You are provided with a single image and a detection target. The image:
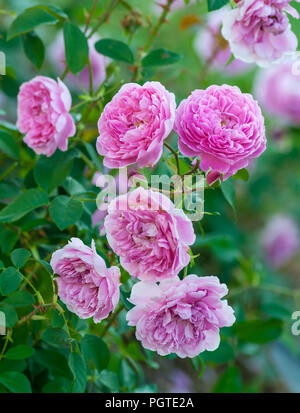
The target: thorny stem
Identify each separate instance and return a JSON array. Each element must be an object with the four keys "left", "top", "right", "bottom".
[
  {"left": 164, "top": 142, "right": 180, "bottom": 175},
  {"left": 132, "top": 0, "right": 176, "bottom": 82},
  {"left": 0, "top": 162, "right": 18, "bottom": 182},
  {"left": 84, "top": 0, "right": 99, "bottom": 34}
]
